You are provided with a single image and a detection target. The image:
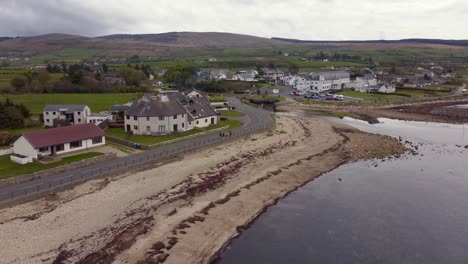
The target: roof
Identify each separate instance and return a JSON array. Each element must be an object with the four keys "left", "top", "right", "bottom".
[
  {"left": 127, "top": 99, "right": 187, "bottom": 117},
  {"left": 185, "top": 97, "right": 217, "bottom": 120},
  {"left": 22, "top": 123, "right": 104, "bottom": 148},
  {"left": 110, "top": 105, "right": 131, "bottom": 112},
  {"left": 44, "top": 105, "right": 88, "bottom": 113}
]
